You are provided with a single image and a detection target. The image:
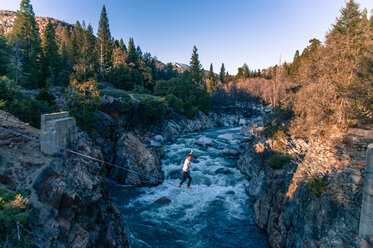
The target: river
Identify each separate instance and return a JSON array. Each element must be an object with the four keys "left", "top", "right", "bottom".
[{"left": 112, "top": 126, "right": 268, "bottom": 248}]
